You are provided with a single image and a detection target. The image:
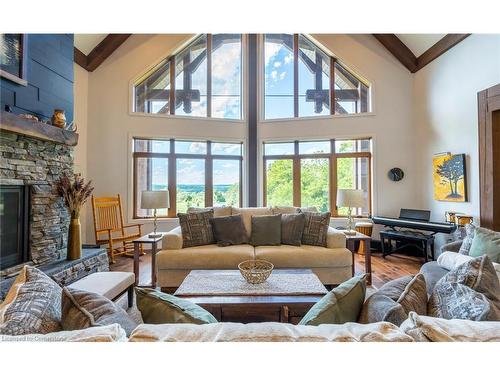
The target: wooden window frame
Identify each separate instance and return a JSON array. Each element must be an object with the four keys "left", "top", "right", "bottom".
[
  {"left": 134, "top": 34, "right": 242, "bottom": 119},
  {"left": 263, "top": 139, "right": 372, "bottom": 217},
  {"left": 133, "top": 139, "right": 243, "bottom": 219},
  {"left": 0, "top": 34, "right": 28, "bottom": 86}
]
